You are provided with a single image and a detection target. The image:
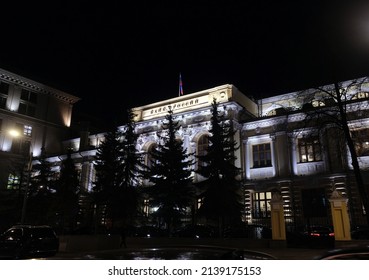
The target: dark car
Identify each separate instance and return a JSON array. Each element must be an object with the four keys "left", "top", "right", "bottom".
[
  {"left": 0, "top": 225, "right": 59, "bottom": 259},
  {"left": 317, "top": 245, "right": 369, "bottom": 260},
  {"left": 287, "top": 225, "right": 335, "bottom": 248},
  {"left": 80, "top": 245, "right": 276, "bottom": 260}
]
